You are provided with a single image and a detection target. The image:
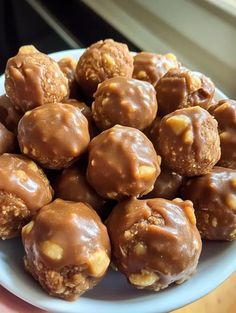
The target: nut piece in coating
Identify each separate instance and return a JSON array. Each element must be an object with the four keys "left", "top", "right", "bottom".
[
  {"left": 0, "top": 153, "right": 53, "bottom": 239},
  {"left": 158, "top": 106, "right": 220, "bottom": 176},
  {"left": 155, "top": 68, "right": 215, "bottom": 117},
  {"left": 75, "top": 39, "right": 133, "bottom": 96},
  {"left": 22, "top": 199, "right": 110, "bottom": 300},
  {"left": 181, "top": 166, "right": 236, "bottom": 241},
  {"left": 87, "top": 125, "right": 161, "bottom": 200},
  {"left": 92, "top": 77, "right": 157, "bottom": 130},
  {"left": 5, "top": 45, "right": 69, "bottom": 112},
  {"left": 18, "top": 103, "right": 90, "bottom": 169},
  {"left": 133, "top": 52, "right": 179, "bottom": 87},
  {"left": 209, "top": 99, "right": 236, "bottom": 169},
  {"left": 106, "top": 197, "right": 202, "bottom": 291}
]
